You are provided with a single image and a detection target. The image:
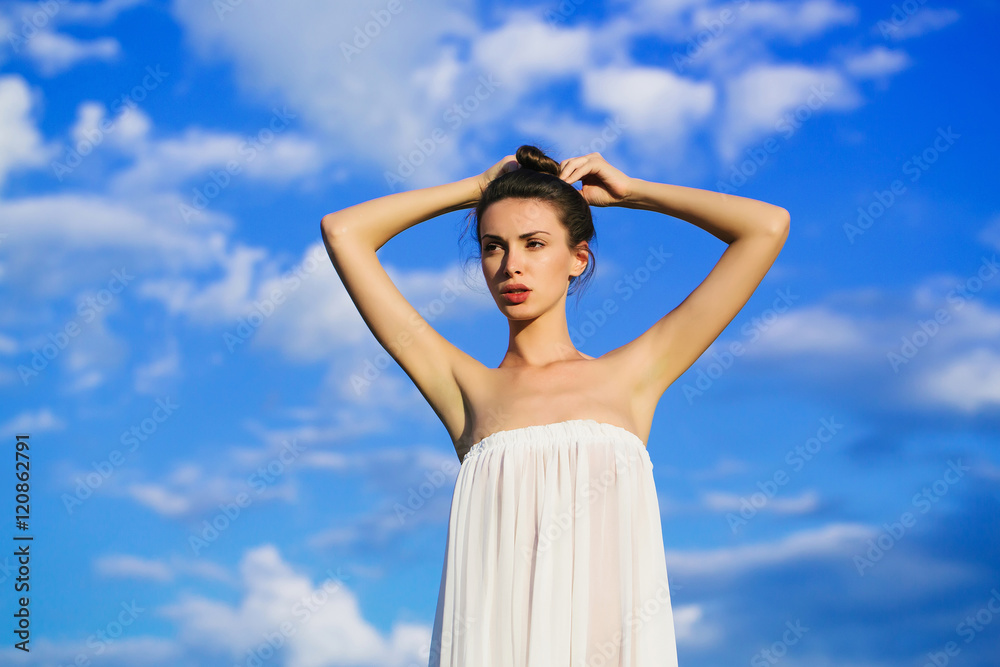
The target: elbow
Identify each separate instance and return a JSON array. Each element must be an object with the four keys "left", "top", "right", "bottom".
[
  {"left": 767, "top": 207, "right": 790, "bottom": 237},
  {"left": 320, "top": 212, "right": 351, "bottom": 247}
]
